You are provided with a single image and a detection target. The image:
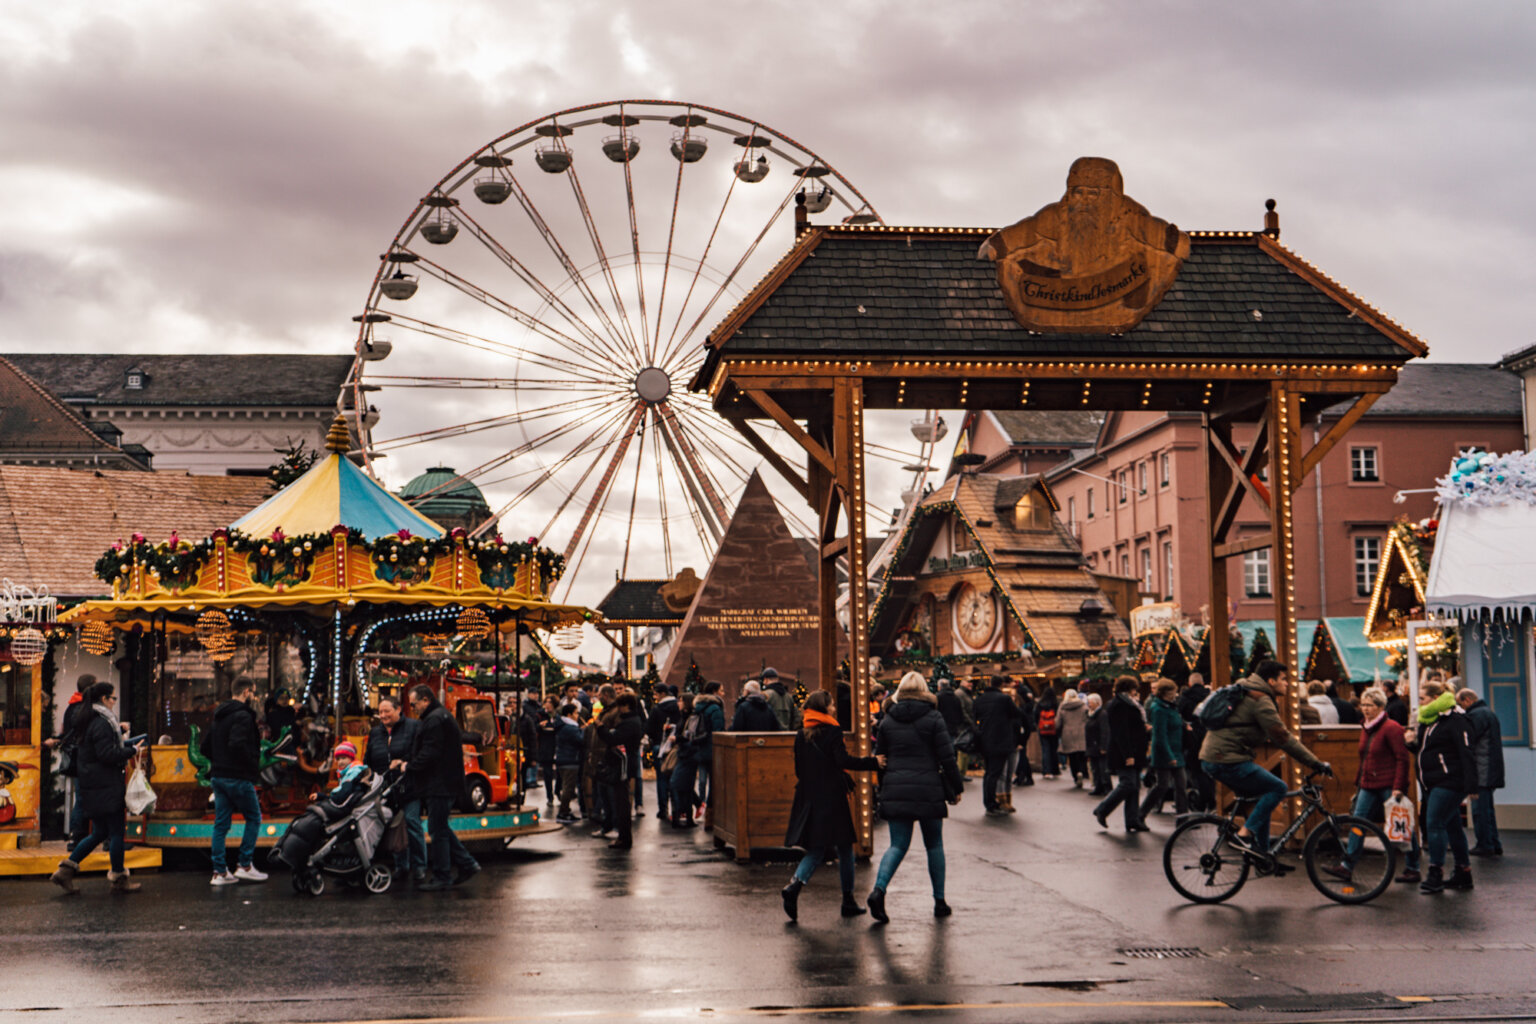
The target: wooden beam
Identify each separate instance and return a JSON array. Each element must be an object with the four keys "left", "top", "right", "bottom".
[
  {"left": 724, "top": 414, "right": 810, "bottom": 502},
  {"left": 822, "top": 536, "right": 849, "bottom": 559},
  {"left": 1203, "top": 413, "right": 1233, "bottom": 689},
  {"left": 1214, "top": 532, "right": 1275, "bottom": 560},
  {"left": 1300, "top": 392, "right": 1381, "bottom": 481},
  {"left": 719, "top": 357, "right": 1403, "bottom": 384},
  {"left": 742, "top": 388, "right": 835, "bottom": 475},
  {"left": 1210, "top": 413, "right": 1271, "bottom": 544}
]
